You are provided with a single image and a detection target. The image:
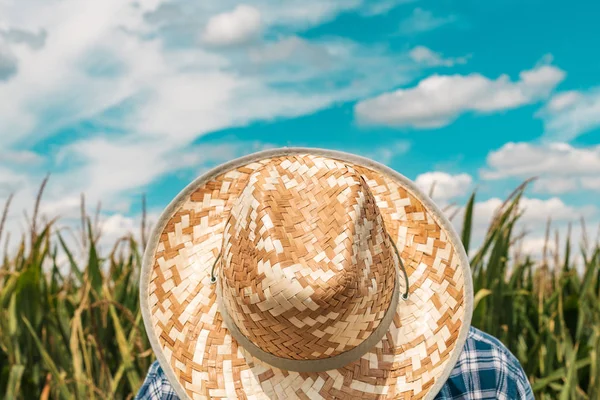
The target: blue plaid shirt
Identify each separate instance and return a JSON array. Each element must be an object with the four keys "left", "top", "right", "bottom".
[{"left": 136, "top": 326, "right": 534, "bottom": 400}]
